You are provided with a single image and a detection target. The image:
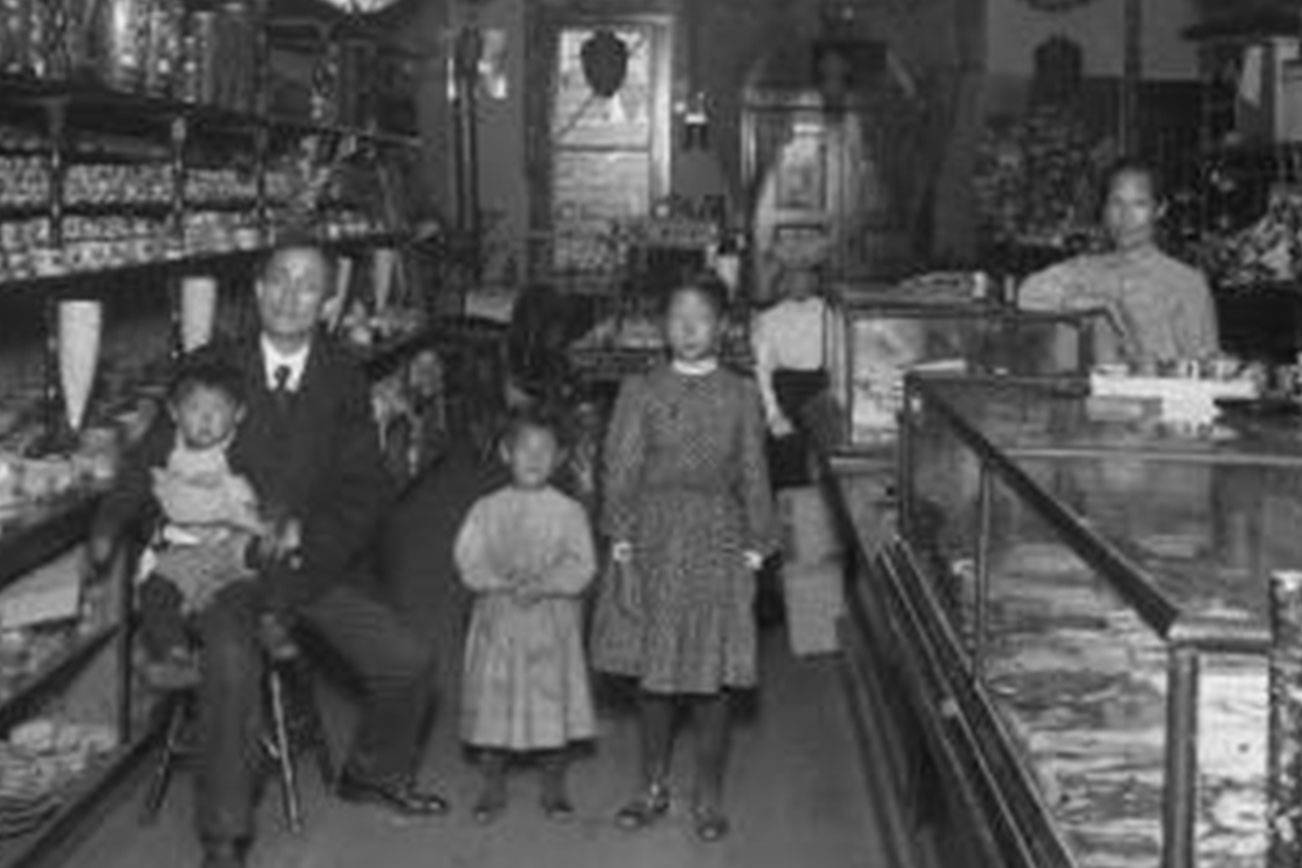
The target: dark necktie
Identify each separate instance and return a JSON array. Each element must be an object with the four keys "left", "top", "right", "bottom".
[{"left": 272, "top": 364, "right": 293, "bottom": 416}]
